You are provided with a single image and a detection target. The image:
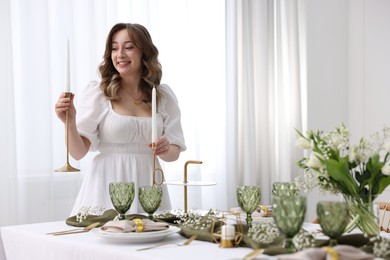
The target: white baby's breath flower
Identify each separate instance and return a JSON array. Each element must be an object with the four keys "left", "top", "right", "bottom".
[
  {"left": 306, "top": 153, "right": 322, "bottom": 169},
  {"left": 293, "top": 230, "right": 315, "bottom": 251},
  {"left": 373, "top": 236, "right": 390, "bottom": 258},
  {"left": 295, "top": 137, "right": 311, "bottom": 149},
  {"left": 247, "top": 222, "right": 280, "bottom": 244},
  {"left": 384, "top": 140, "right": 390, "bottom": 153},
  {"left": 382, "top": 164, "right": 390, "bottom": 176}
]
